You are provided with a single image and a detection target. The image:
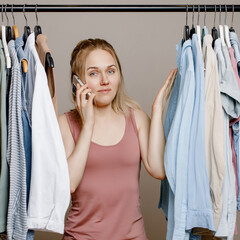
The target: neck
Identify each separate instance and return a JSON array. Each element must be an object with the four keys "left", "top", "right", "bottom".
[{"left": 94, "top": 104, "right": 115, "bottom": 120}]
